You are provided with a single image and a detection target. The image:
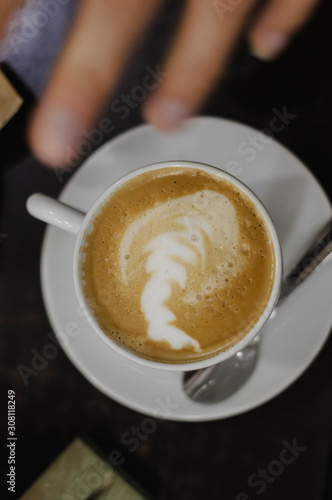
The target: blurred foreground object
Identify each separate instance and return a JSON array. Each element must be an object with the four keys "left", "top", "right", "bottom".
[
  {"left": 19, "top": 437, "right": 150, "bottom": 500},
  {"left": 0, "top": 67, "right": 22, "bottom": 130},
  {"left": 0, "top": 64, "right": 34, "bottom": 167}
]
